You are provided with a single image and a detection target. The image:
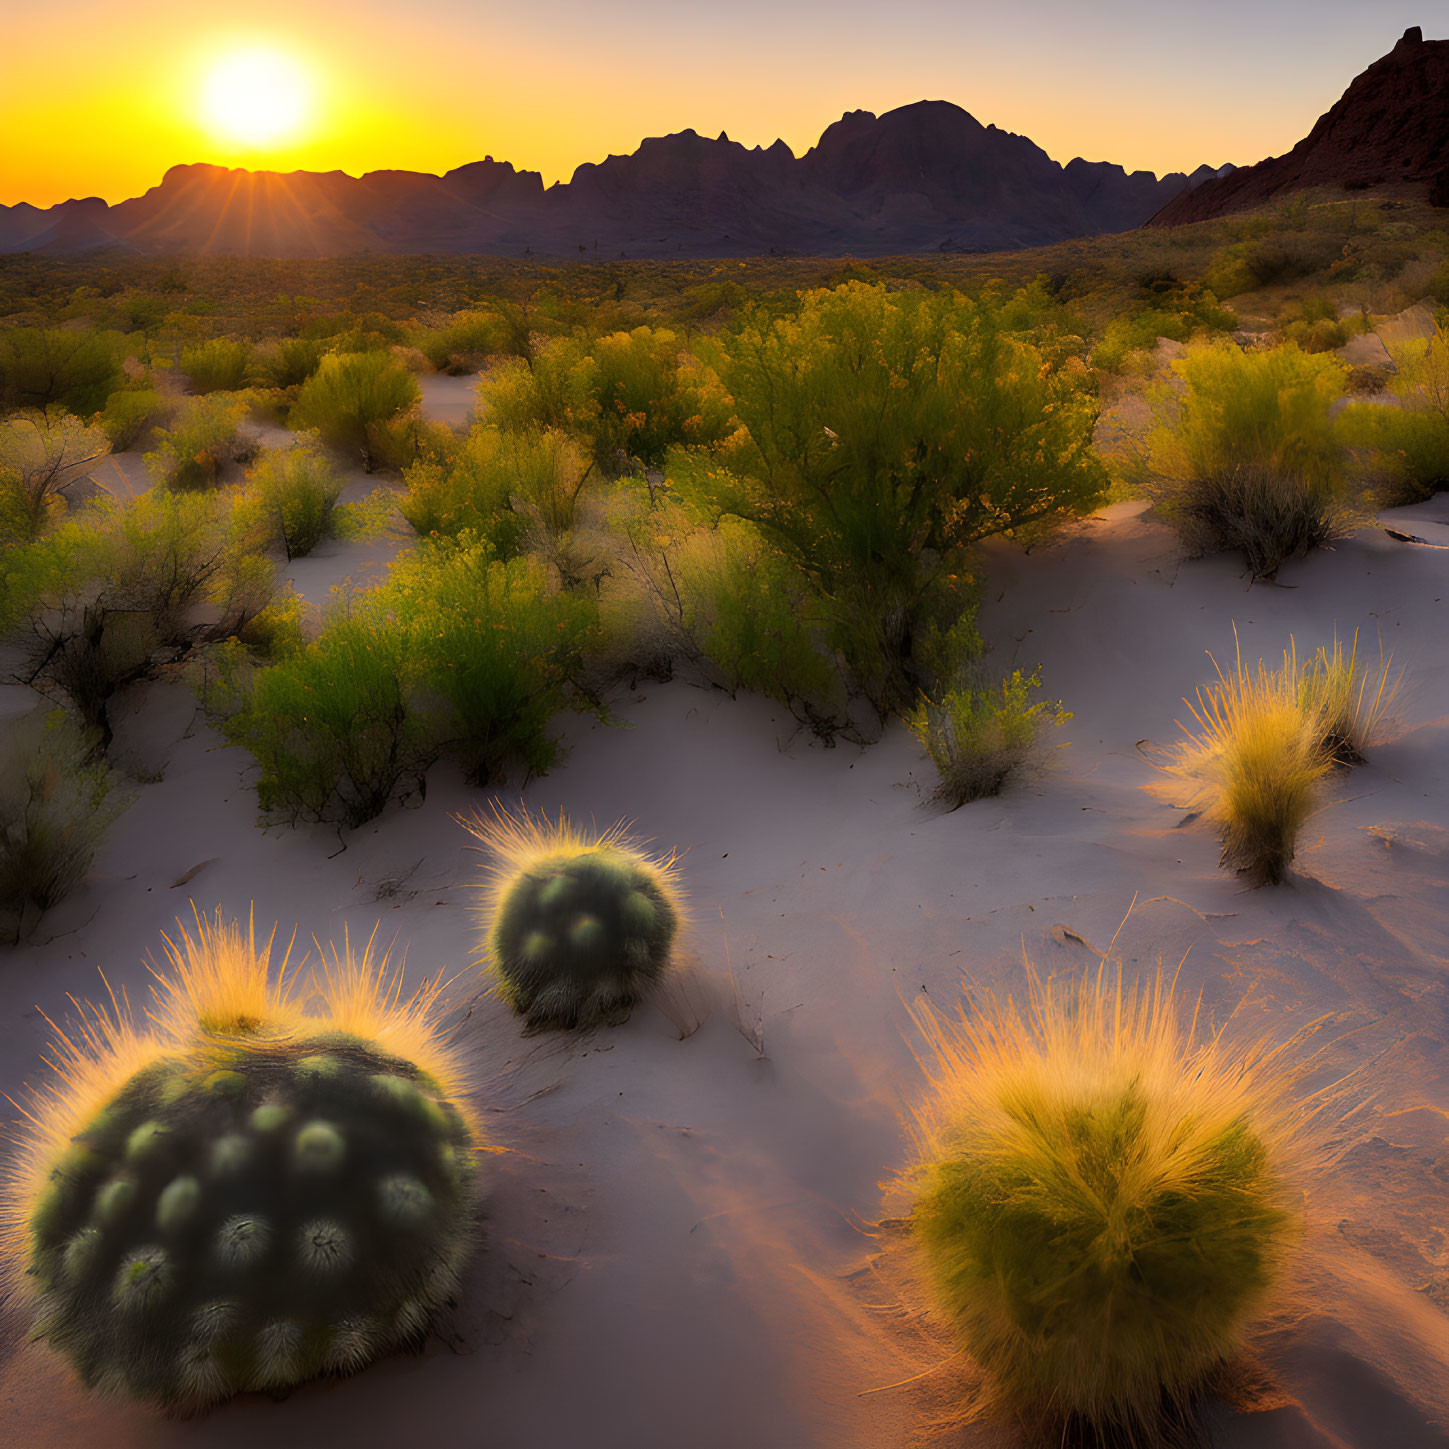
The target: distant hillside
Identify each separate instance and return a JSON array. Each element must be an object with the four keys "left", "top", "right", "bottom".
[
  {"left": 1151, "top": 27, "right": 1449, "bottom": 226},
  {"left": 0, "top": 103, "right": 1229, "bottom": 260}
]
